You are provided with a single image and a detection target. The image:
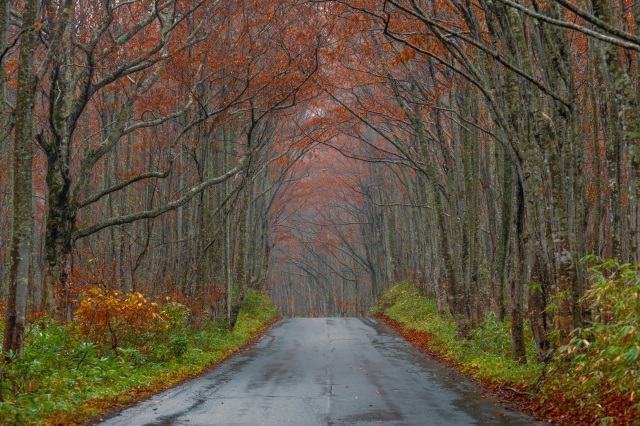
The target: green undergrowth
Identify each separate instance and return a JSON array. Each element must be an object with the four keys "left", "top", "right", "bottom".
[
  {"left": 0, "top": 289, "right": 278, "bottom": 426},
  {"left": 540, "top": 258, "right": 640, "bottom": 423},
  {"left": 373, "top": 282, "right": 542, "bottom": 386},
  {"left": 374, "top": 265, "right": 640, "bottom": 424}
]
